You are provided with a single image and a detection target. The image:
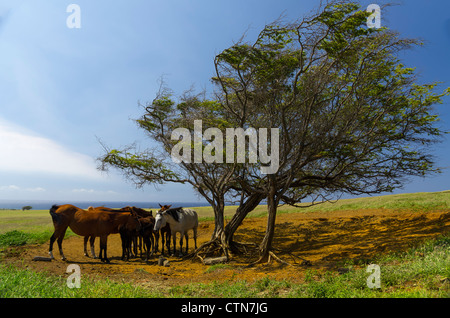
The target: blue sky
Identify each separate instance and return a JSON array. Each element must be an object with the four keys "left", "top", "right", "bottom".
[{"left": 0, "top": 0, "right": 449, "bottom": 203}]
